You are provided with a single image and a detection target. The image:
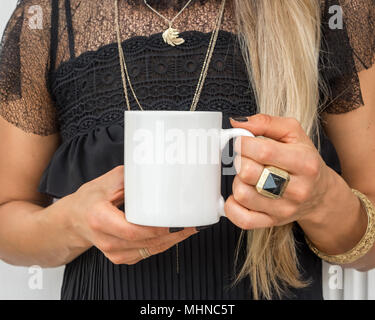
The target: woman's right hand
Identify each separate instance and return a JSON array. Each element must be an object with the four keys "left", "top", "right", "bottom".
[{"left": 65, "top": 166, "right": 198, "bottom": 265}]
